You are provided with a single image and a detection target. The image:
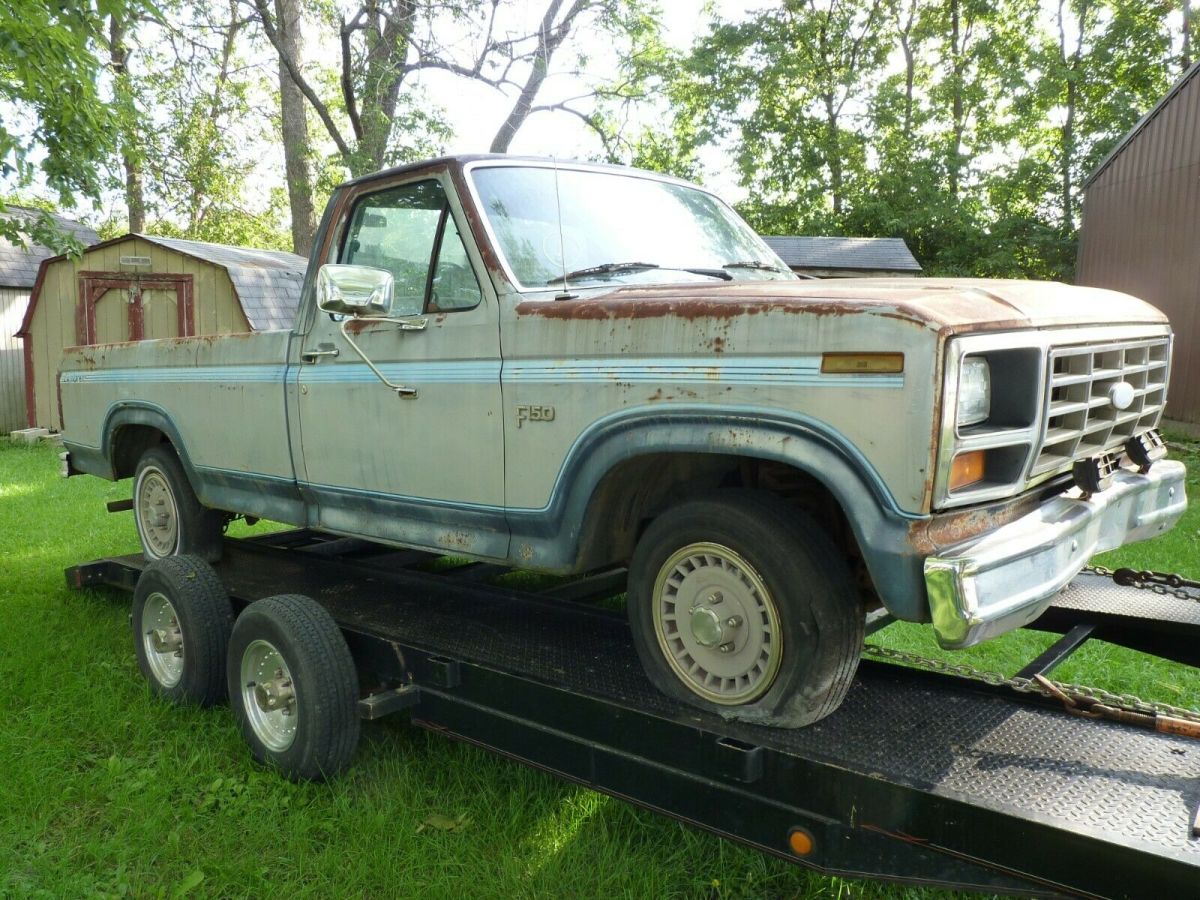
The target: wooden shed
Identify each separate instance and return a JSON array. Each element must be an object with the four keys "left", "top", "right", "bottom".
[
  {"left": 760, "top": 236, "right": 922, "bottom": 278},
  {"left": 18, "top": 234, "right": 307, "bottom": 430},
  {"left": 1077, "top": 61, "right": 1200, "bottom": 428},
  {"left": 0, "top": 209, "right": 99, "bottom": 432}
]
